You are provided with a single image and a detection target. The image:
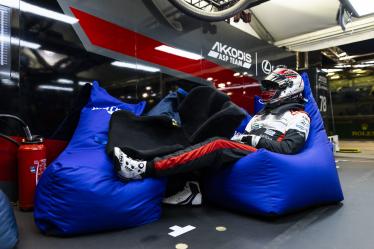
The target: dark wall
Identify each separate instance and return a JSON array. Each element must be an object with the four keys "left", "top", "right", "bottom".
[
  {"left": 0, "top": 0, "right": 297, "bottom": 200},
  {"left": 0, "top": 0, "right": 295, "bottom": 140}
]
